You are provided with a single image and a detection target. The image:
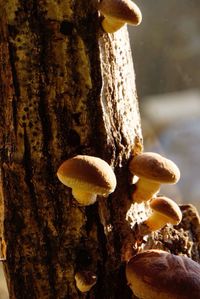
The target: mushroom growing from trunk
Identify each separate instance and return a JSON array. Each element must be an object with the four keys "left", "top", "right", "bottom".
[
  {"left": 75, "top": 270, "right": 97, "bottom": 293},
  {"left": 129, "top": 152, "right": 180, "bottom": 203},
  {"left": 98, "top": 0, "right": 142, "bottom": 33},
  {"left": 126, "top": 249, "right": 200, "bottom": 299},
  {"left": 57, "top": 155, "right": 116, "bottom": 205},
  {"left": 139, "top": 196, "right": 182, "bottom": 235}
]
